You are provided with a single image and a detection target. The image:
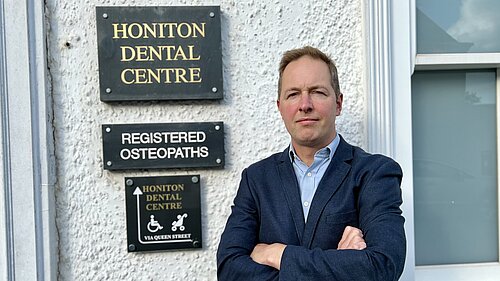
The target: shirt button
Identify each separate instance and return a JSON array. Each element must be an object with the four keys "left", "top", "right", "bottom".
[
  {"left": 307, "top": 172, "right": 312, "bottom": 177},
  {"left": 304, "top": 201, "right": 309, "bottom": 207}
]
